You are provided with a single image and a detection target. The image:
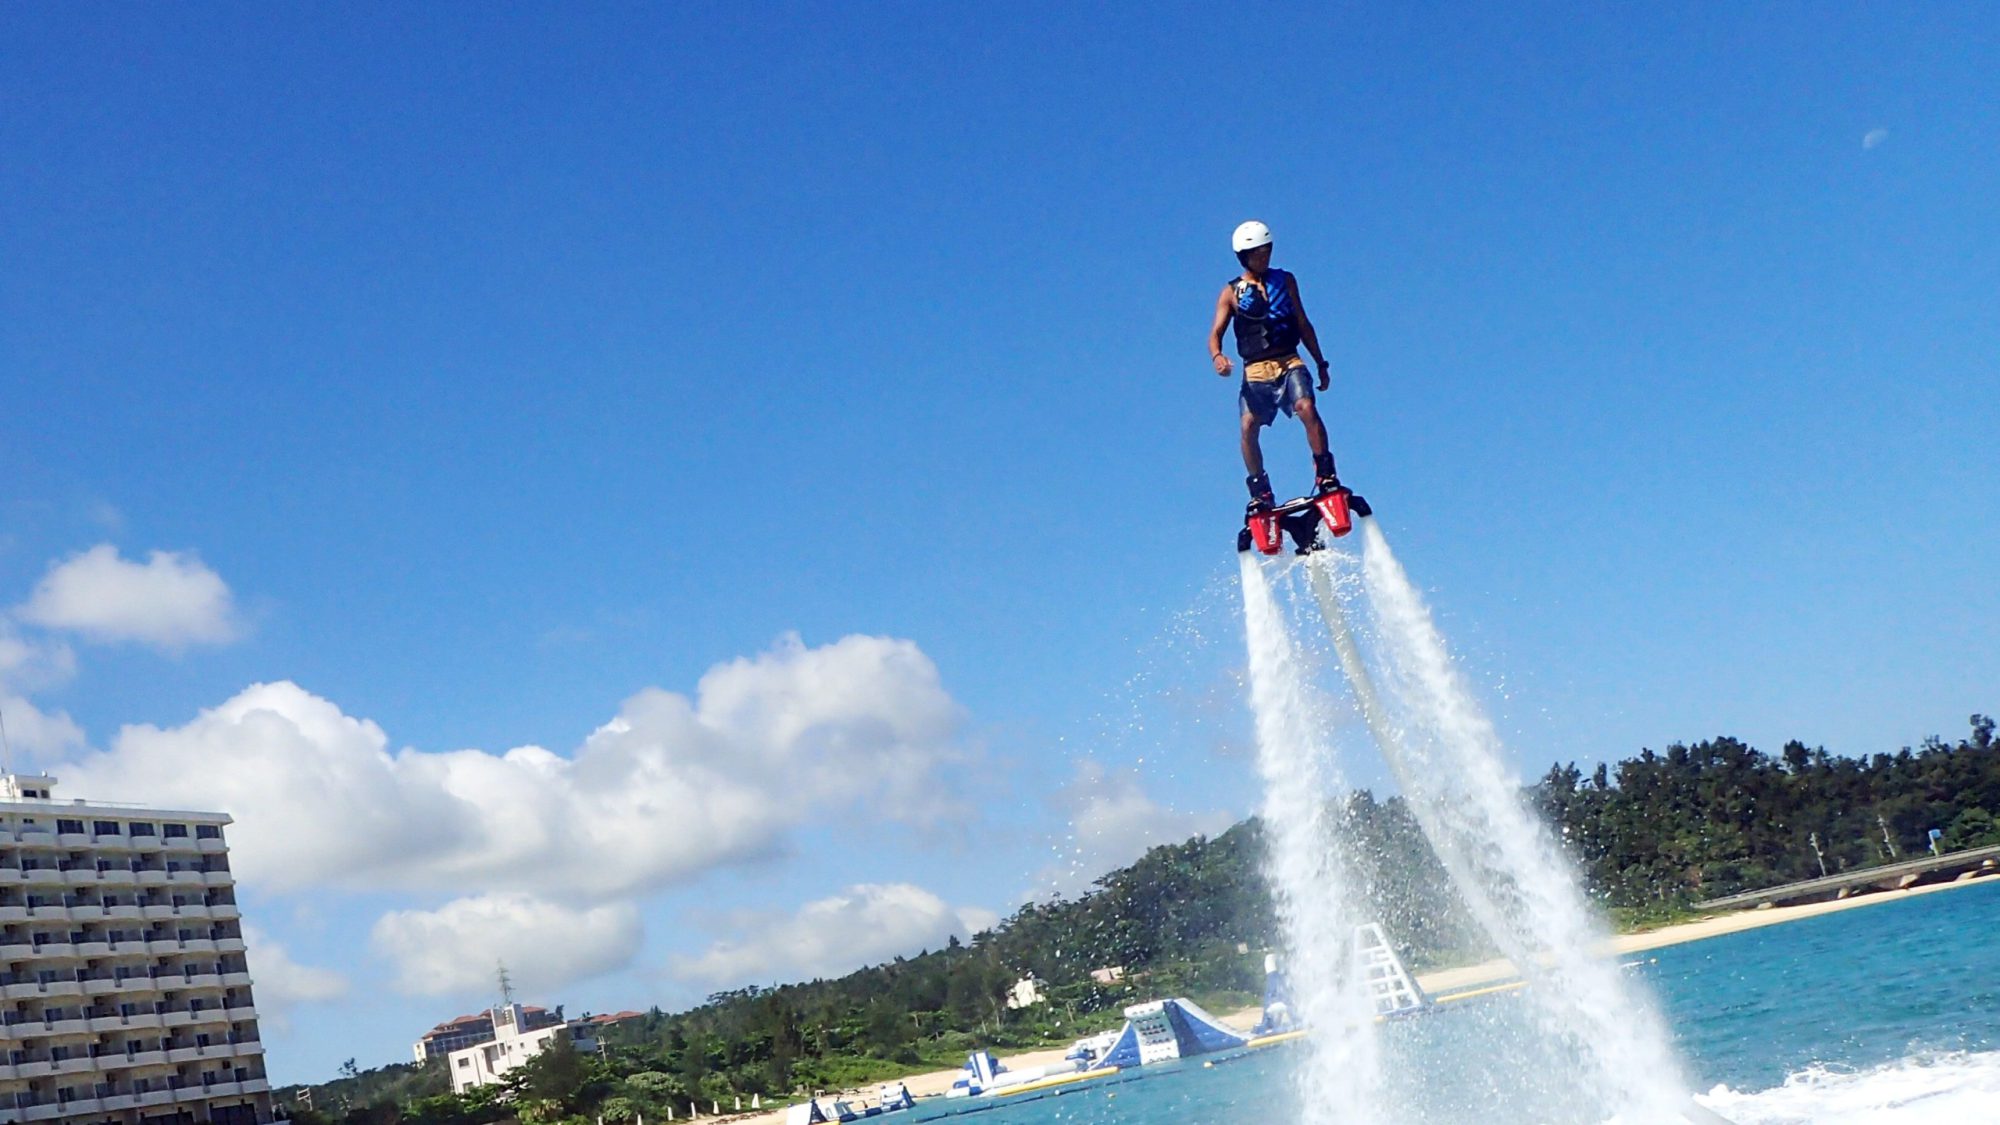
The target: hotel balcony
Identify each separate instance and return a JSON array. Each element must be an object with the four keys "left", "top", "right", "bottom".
[
  {"left": 135, "top": 1088, "right": 176, "bottom": 1108},
  {"left": 0, "top": 907, "right": 27, "bottom": 924},
  {"left": 161, "top": 1008, "right": 230, "bottom": 1032},
  {"left": 0, "top": 871, "right": 23, "bottom": 887},
  {"left": 91, "top": 835, "right": 133, "bottom": 852},
  {"left": 99, "top": 1093, "right": 137, "bottom": 1112},
  {"left": 177, "top": 938, "right": 217, "bottom": 955},
  {"left": 134, "top": 871, "right": 168, "bottom": 887},
  {"left": 54, "top": 835, "right": 88, "bottom": 850},
  {"left": 21, "top": 1104, "right": 61, "bottom": 1122},
  {"left": 219, "top": 973, "right": 252, "bottom": 989},
  {"left": 55, "top": 1097, "right": 102, "bottom": 1116},
  {"left": 160, "top": 839, "right": 197, "bottom": 854},
  {"left": 214, "top": 938, "right": 244, "bottom": 954},
  {"left": 73, "top": 940, "right": 111, "bottom": 958},
  {"left": 7, "top": 1015, "right": 93, "bottom": 1039},
  {"left": 200, "top": 872, "right": 233, "bottom": 888},
  {"left": 240, "top": 1078, "right": 269, "bottom": 1094},
  {"left": 195, "top": 839, "right": 226, "bottom": 855},
  {"left": 16, "top": 830, "right": 54, "bottom": 848},
  {"left": 165, "top": 871, "right": 205, "bottom": 887},
  {"left": 21, "top": 872, "right": 61, "bottom": 889},
  {"left": 207, "top": 905, "right": 240, "bottom": 922},
  {"left": 141, "top": 905, "right": 178, "bottom": 922},
  {"left": 108, "top": 975, "right": 163, "bottom": 999},
  {"left": 105, "top": 905, "right": 142, "bottom": 922},
  {"left": 96, "top": 1049, "right": 168, "bottom": 1071},
  {"left": 200, "top": 1080, "right": 243, "bottom": 1098}
]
